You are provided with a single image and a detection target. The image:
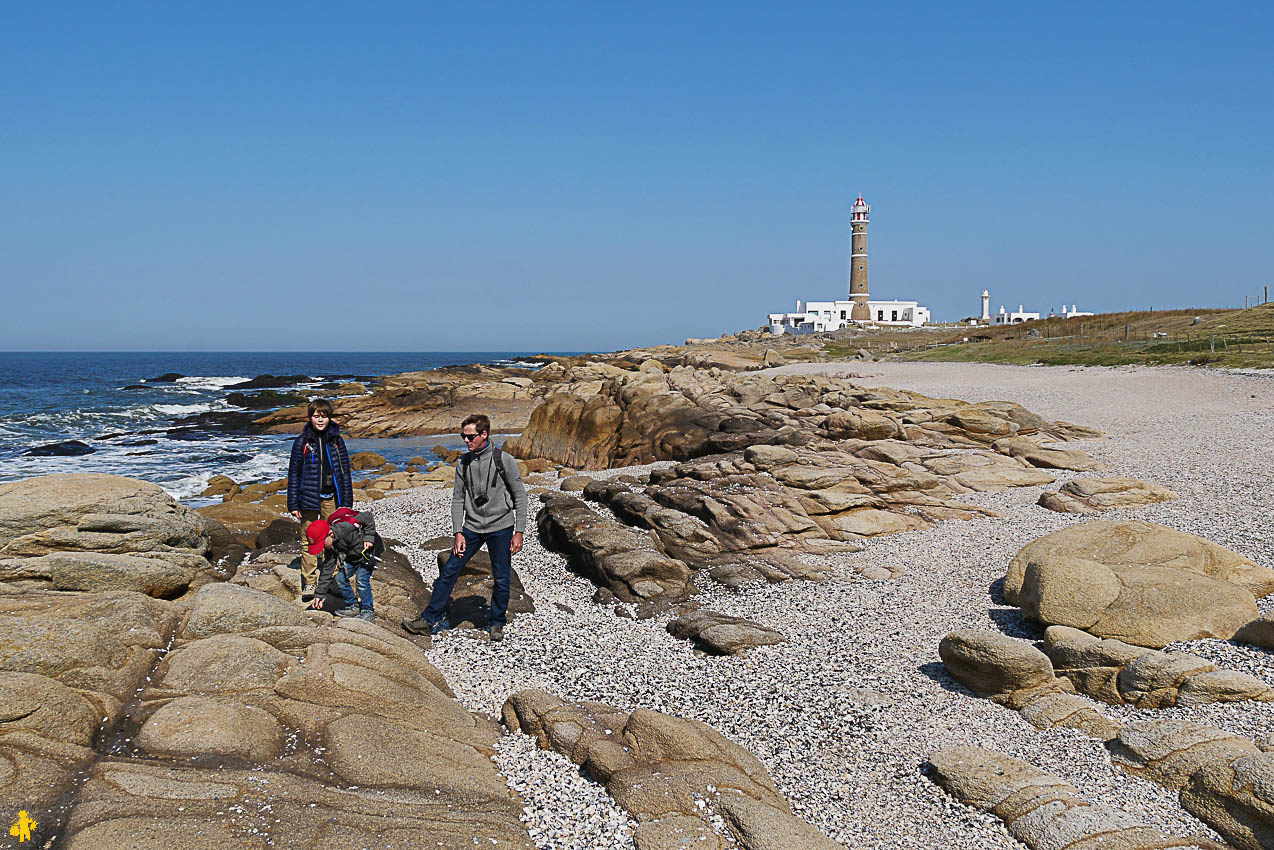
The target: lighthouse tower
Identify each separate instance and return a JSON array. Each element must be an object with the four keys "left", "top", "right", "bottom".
[{"left": 849, "top": 195, "right": 871, "bottom": 322}]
